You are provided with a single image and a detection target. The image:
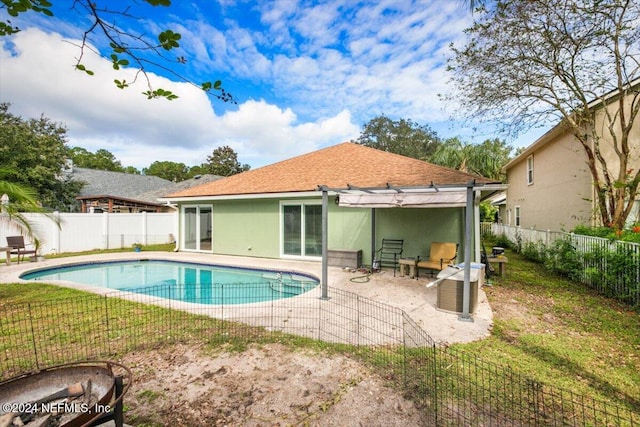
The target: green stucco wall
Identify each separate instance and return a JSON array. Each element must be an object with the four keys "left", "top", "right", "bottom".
[
  {"left": 327, "top": 202, "right": 371, "bottom": 262},
  {"left": 375, "top": 207, "right": 465, "bottom": 263},
  {"left": 182, "top": 196, "right": 470, "bottom": 266},
  {"left": 211, "top": 199, "right": 280, "bottom": 258}
]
